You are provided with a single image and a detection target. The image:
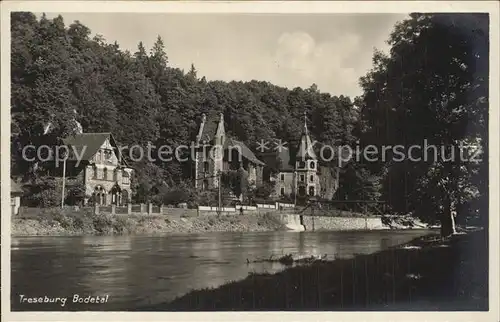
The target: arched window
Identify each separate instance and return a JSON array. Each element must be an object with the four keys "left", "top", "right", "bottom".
[
  {"left": 93, "top": 186, "right": 106, "bottom": 205},
  {"left": 92, "top": 165, "right": 97, "bottom": 179},
  {"left": 103, "top": 168, "right": 108, "bottom": 181},
  {"left": 113, "top": 168, "right": 118, "bottom": 181}
]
